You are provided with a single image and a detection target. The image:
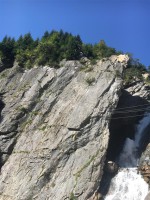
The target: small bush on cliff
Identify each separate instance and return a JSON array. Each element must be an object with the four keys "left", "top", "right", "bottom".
[
  {"left": 70, "top": 192, "right": 77, "bottom": 200},
  {"left": 85, "top": 77, "right": 95, "bottom": 85},
  {"left": 124, "top": 58, "right": 146, "bottom": 85},
  {"left": 145, "top": 76, "right": 150, "bottom": 85}
]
